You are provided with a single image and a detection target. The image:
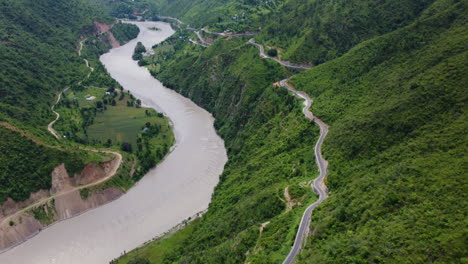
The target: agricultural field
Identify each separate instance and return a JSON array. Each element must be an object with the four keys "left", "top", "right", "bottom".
[
  {"left": 86, "top": 94, "right": 171, "bottom": 150},
  {"left": 56, "top": 87, "right": 172, "bottom": 148}
]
